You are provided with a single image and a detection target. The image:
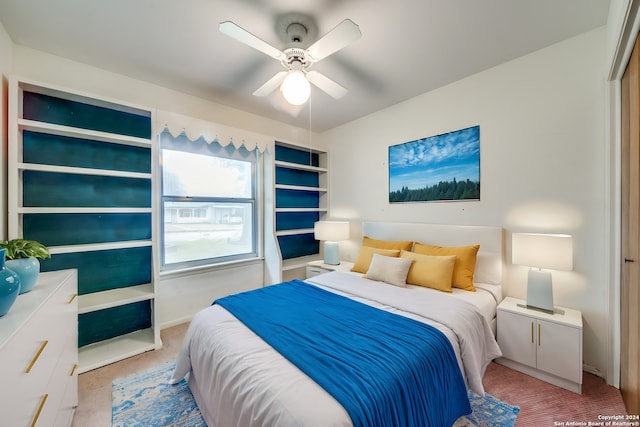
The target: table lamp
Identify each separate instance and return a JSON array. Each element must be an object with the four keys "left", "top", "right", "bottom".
[
  {"left": 512, "top": 233, "right": 573, "bottom": 314},
  {"left": 314, "top": 221, "right": 349, "bottom": 265}
]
